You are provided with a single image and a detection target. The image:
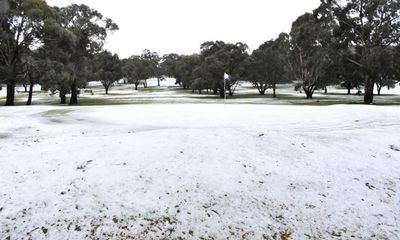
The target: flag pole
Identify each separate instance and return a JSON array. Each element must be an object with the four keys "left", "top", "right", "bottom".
[{"left": 224, "top": 73, "right": 226, "bottom": 106}]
